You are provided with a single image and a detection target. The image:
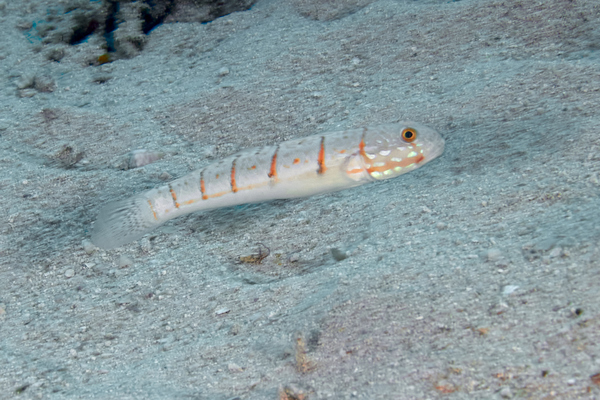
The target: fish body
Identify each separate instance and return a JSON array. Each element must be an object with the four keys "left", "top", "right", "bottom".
[{"left": 91, "top": 122, "right": 445, "bottom": 249}]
